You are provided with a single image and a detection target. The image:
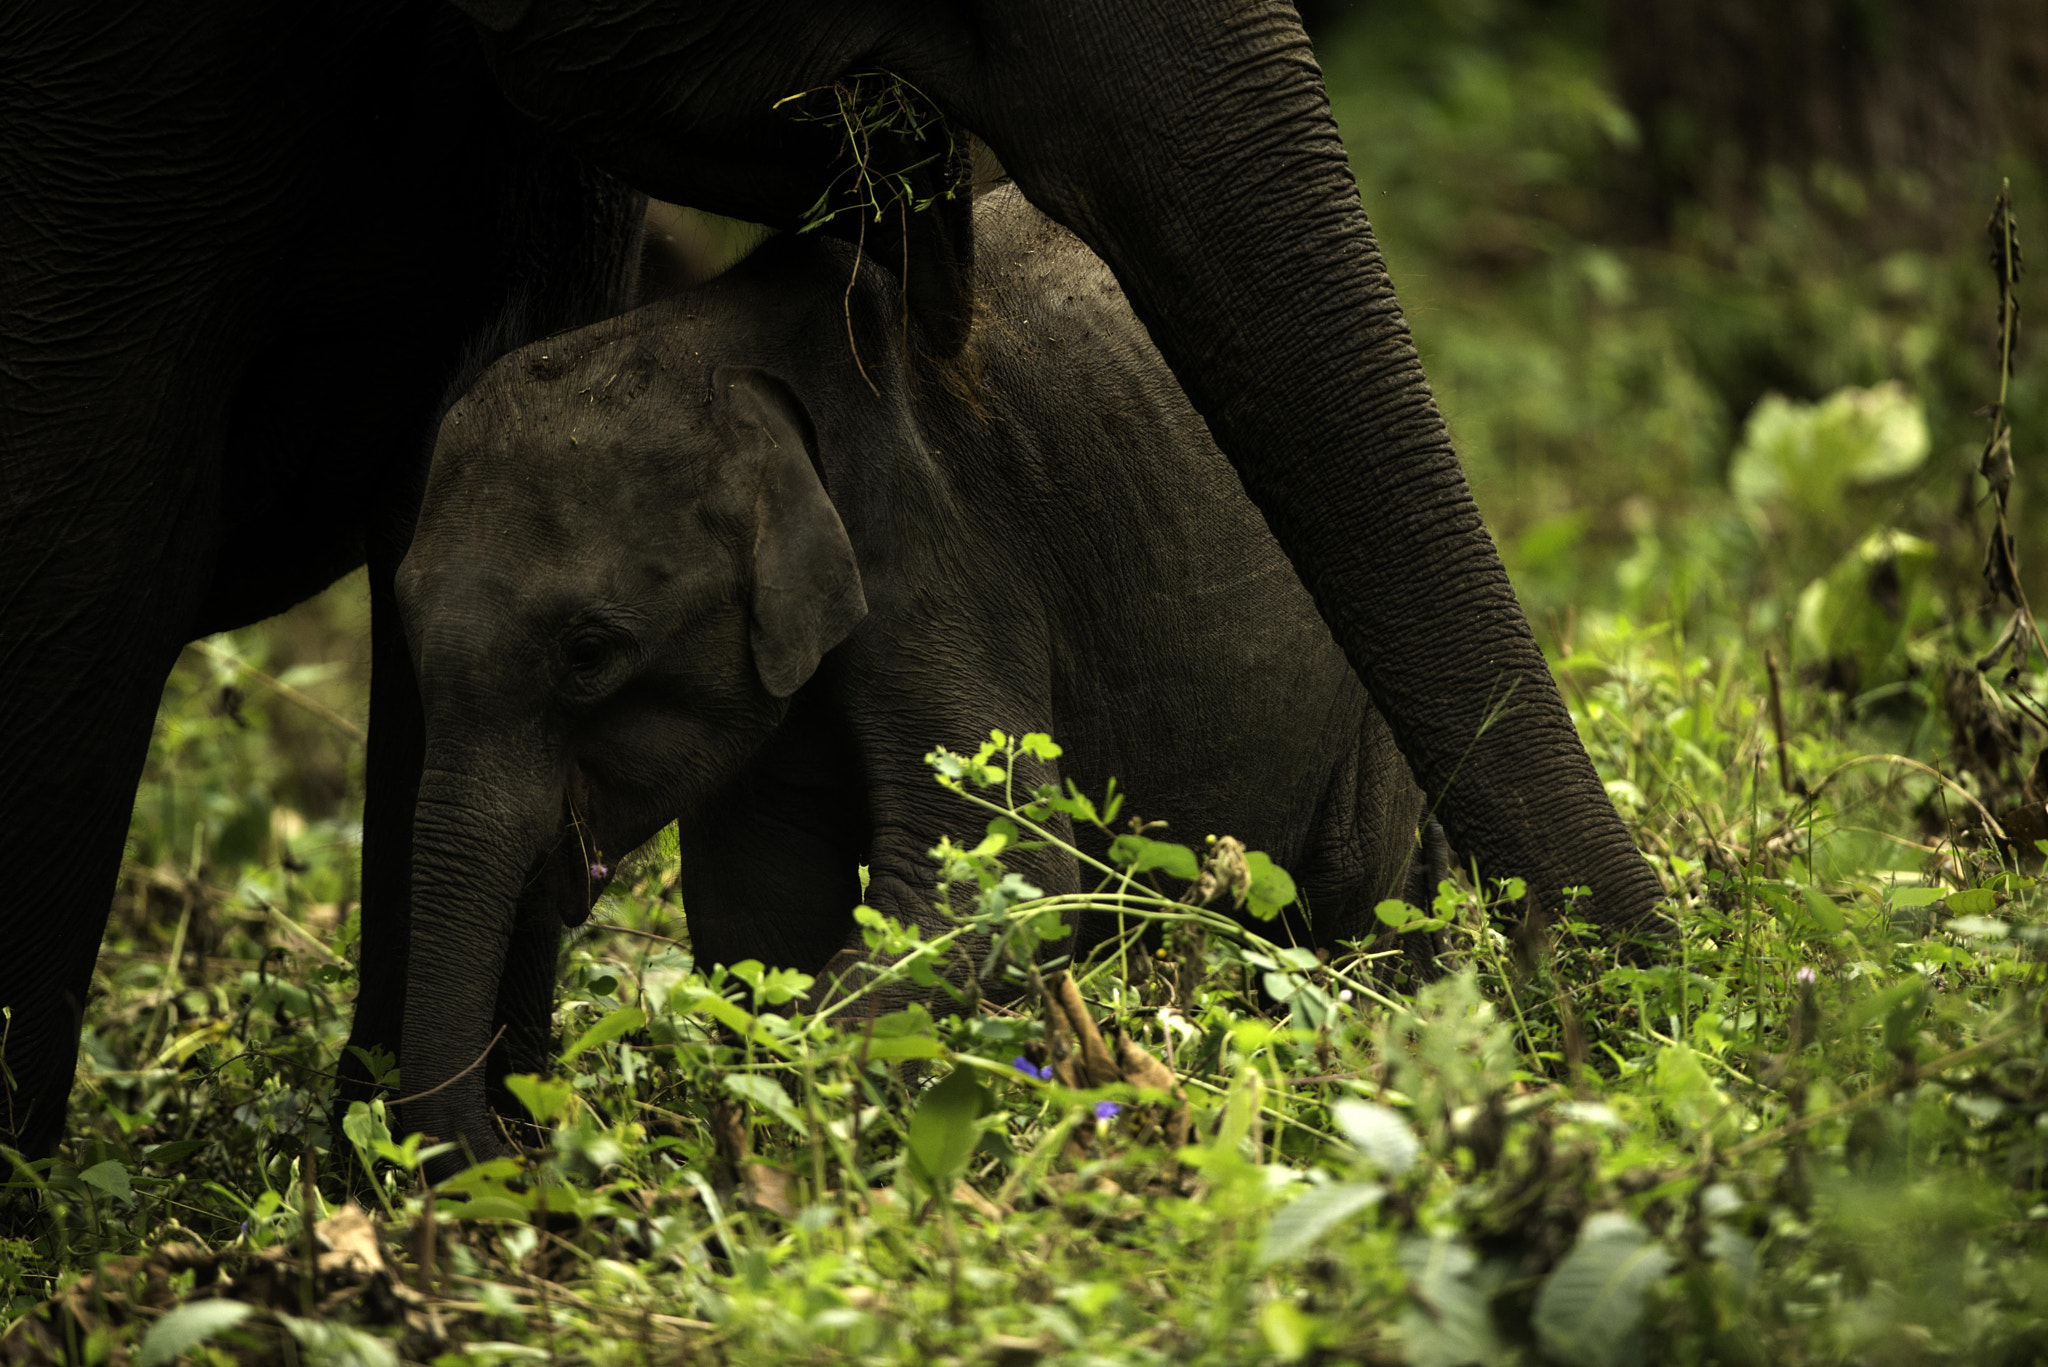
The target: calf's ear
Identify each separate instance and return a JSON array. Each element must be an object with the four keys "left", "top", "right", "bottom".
[{"left": 714, "top": 366, "right": 868, "bottom": 697}]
